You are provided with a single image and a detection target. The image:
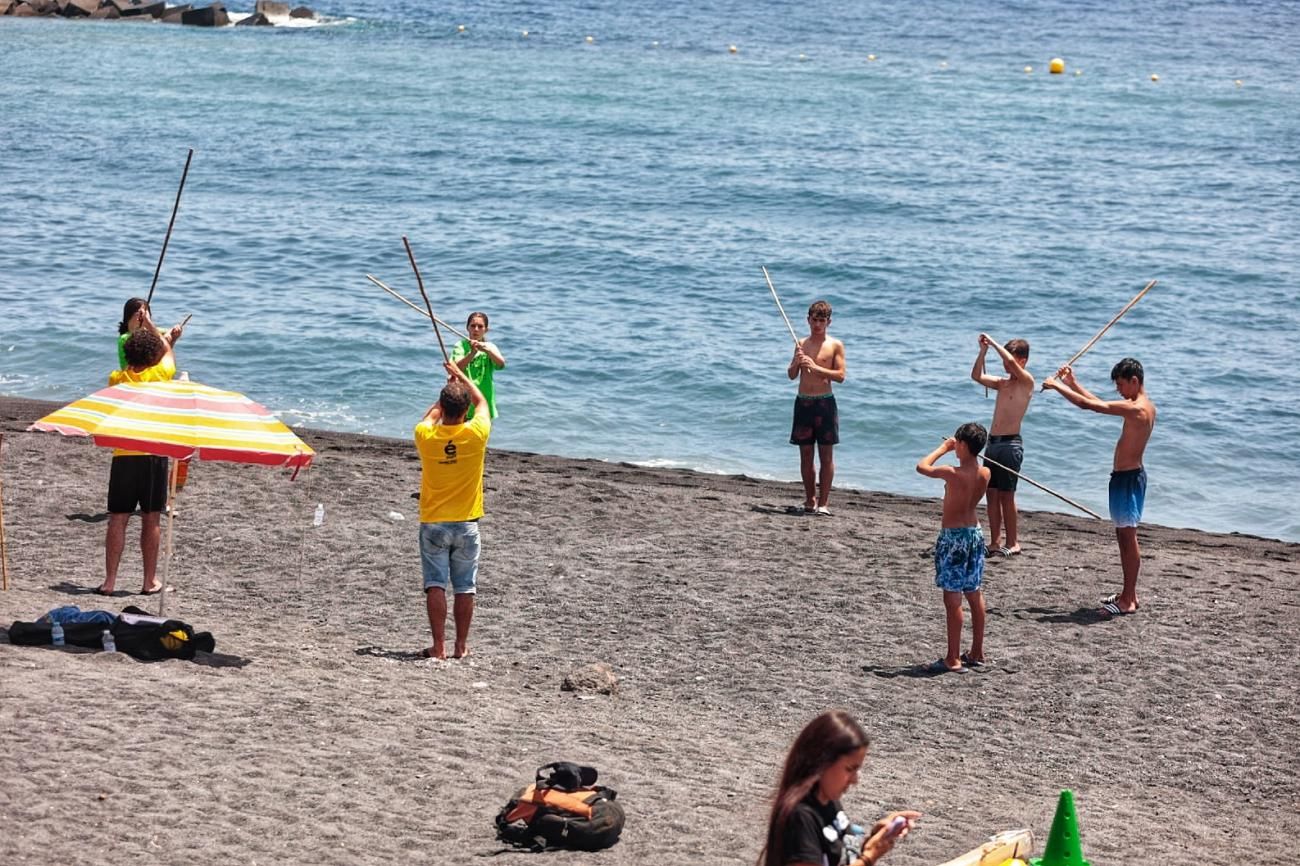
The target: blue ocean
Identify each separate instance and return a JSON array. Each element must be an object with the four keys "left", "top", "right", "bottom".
[{"left": 2, "top": 1, "right": 1298, "bottom": 541}]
